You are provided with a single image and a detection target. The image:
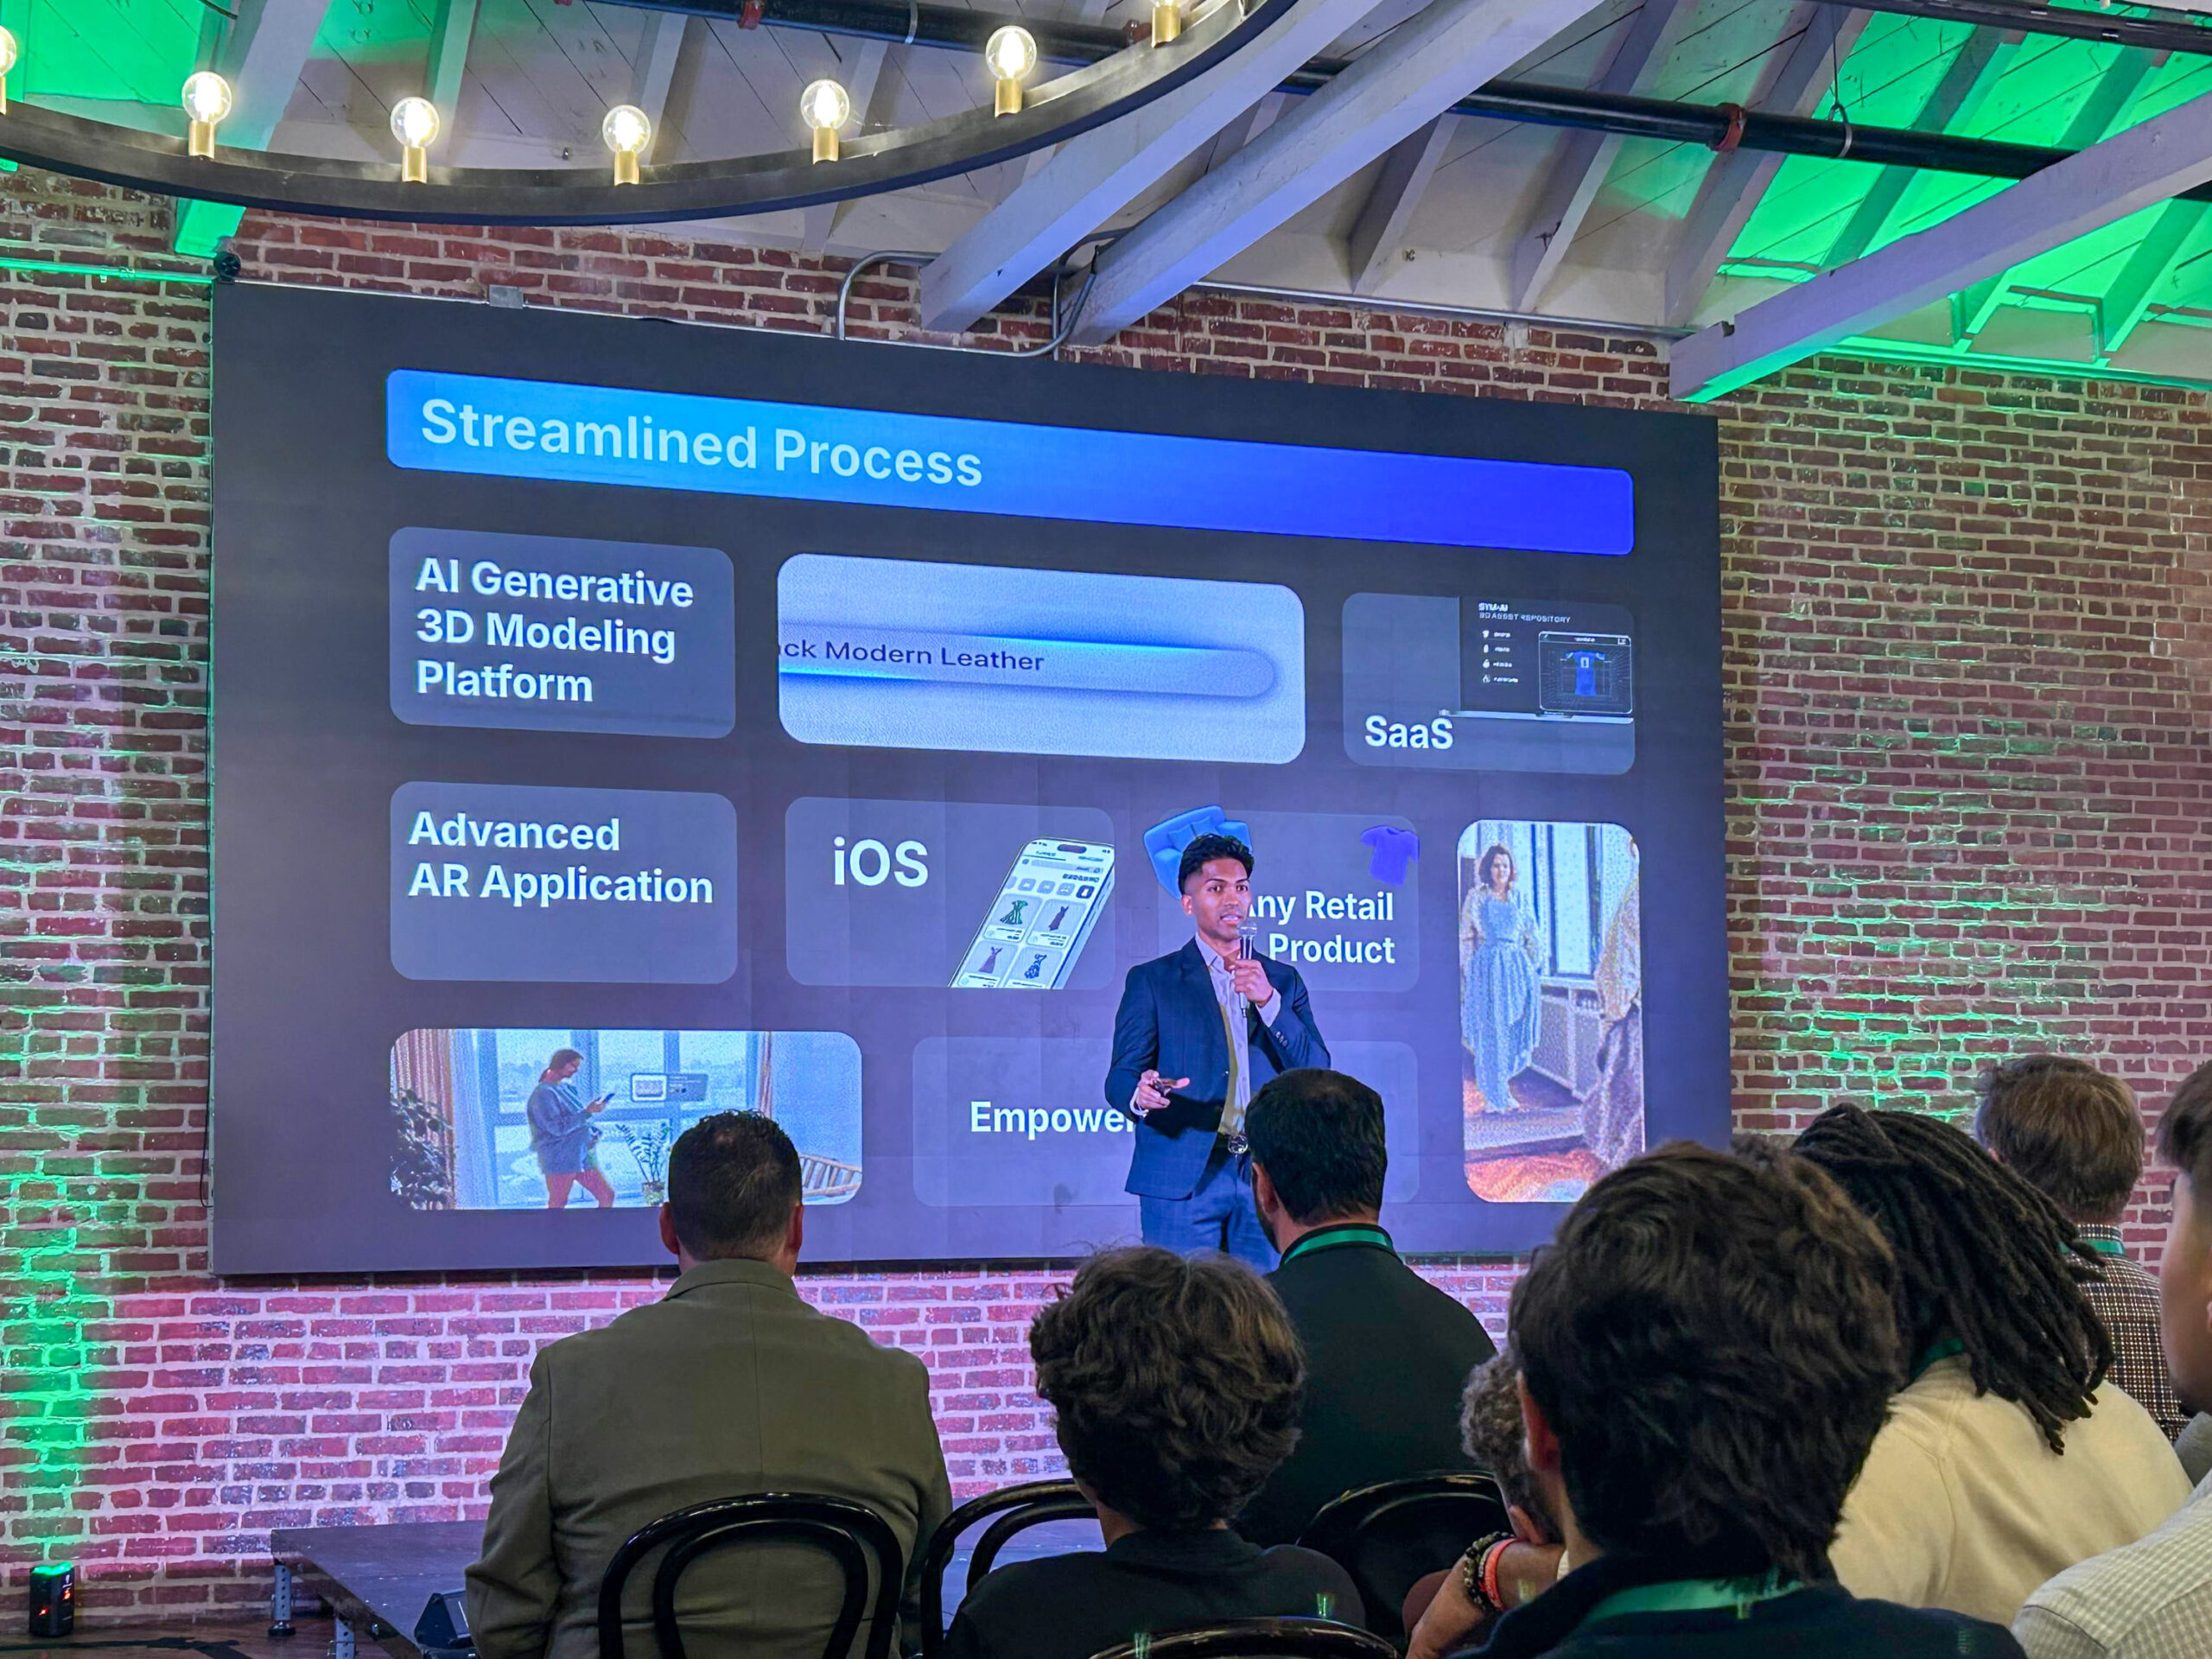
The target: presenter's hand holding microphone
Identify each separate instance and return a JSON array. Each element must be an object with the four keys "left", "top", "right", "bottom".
[{"left": 1228, "top": 917, "right": 1267, "bottom": 1010}]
